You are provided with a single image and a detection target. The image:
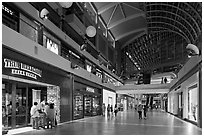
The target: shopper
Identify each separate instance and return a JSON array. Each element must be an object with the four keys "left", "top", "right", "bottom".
[
  {"left": 114, "top": 104, "right": 118, "bottom": 117},
  {"left": 102, "top": 103, "right": 106, "bottom": 116},
  {"left": 110, "top": 105, "right": 113, "bottom": 117},
  {"left": 47, "top": 103, "right": 55, "bottom": 129},
  {"left": 137, "top": 104, "right": 143, "bottom": 119},
  {"left": 143, "top": 105, "right": 147, "bottom": 119},
  {"left": 164, "top": 77, "right": 167, "bottom": 83},
  {"left": 44, "top": 102, "right": 49, "bottom": 128},
  {"left": 107, "top": 104, "right": 110, "bottom": 119},
  {"left": 30, "top": 102, "right": 40, "bottom": 129}
]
